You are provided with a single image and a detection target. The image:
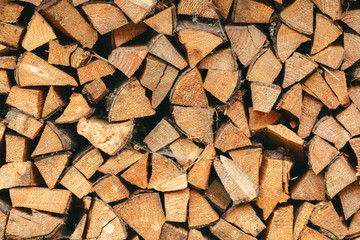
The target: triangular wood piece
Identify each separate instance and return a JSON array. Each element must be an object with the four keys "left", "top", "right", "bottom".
[
  {"left": 55, "top": 93, "right": 95, "bottom": 124},
  {"left": 275, "top": 23, "right": 311, "bottom": 62},
  {"left": 339, "top": 182, "right": 360, "bottom": 220},
  {"left": 22, "top": 12, "right": 56, "bottom": 51},
  {"left": 214, "top": 121, "right": 252, "bottom": 152},
  {"left": 265, "top": 205, "right": 294, "bottom": 240},
  {"left": 312, "top": 0, "right": 342, "bottom": 20},
  {"left": 280, "top": 0, "right": 314, "bottom": 35},
  {"left": 349, "top": 85, "right": 360, "bottom": 109},
  {"left": 108, "top": 45, "right": 148, "bottom": 78},
  {"left": 199, "top": 48, "right": 237, "bottom": 71},
  {"left": 247, "top": 49, "right": 282, "bottom": 84},
  {"left": 311, "top": 201, "right": 348, "bottom": 239},
  {"left": 169, "top": 138, "right": 203, "bottom": 170},
  {"left": 164, "top": 188, "right": 189, "bottom": 223},
  {"left": 210, "top": 218, "right": 256, "bottom": 240},
  {"left": 311, "top": 13, "right": 342, "bottom": 54},
  {"left": 276, "top": 83, "right": 302, "bottom": 119},
  {"left": 159, "top": 223, "right": 188, "bottom": 239},
  {"left": 140, "top": 55, "right": 167, "bottom": 91},
  {"left": 73, "top": 147, "right": 104, "bottom": 179},
  {"left": 342, "top": 9, "right": 360, "bottom": 34},
  {"left": 308, "top": 136, "right": 339, "bottom": 174},
  {"left": 225, "top": 25, "right": 266, "bottom": 67},
  {"left": 232, "top": 0, "right": 274, "bottom": 23},
  {"left": 77, "top": 60, "right": 115, "bottom": 85},
  {"left": 336, "top": 103, "right": 360, "bottom": 136},
  {"left": 303, "top": 71, "right": 340, "bottom": 110},
  {"left": 177, "top": 22, "right": 224, "bottom": 68},
  {"left": 77, "top": 117, "right": 134, "bottom": 155},
  {"left": 251, "top": 82, "right": 281, "bottom": 113},
  {"left": 298, "top": 94, "right": 323, "bottom": 138},
  {"left": 291, "top": 170, "right": 326, "bottom": 201},
  {"left": 32, "top": 122, "right": 75, "bottom": 157},
  {"left": 170, "top": 68, "right": 208, "bottom": 107},
  {"left": 149, "top": 34, "right": 188, "bottom": 70},
  {"left": 348, "top": 210, "right": 360, "bottom": 238},
  {"left": 248, "top": 107, "right": 281, "bottom": 132},
  {"left": 300, "top": 226, "right": 331, "bottom": 240},
  {"left": 60, "top": 166, "right": 93, "bottom": 199},
  {"left": 325, "top": 155, "right": 357, "bottom": 198},
  {"left": 349, "top": 138, "right": 360, "bottom": 174},
  {"left": 178, "top": 0, "right": 218, "bottom": 19},
  {"left": 187, "top": 144, "right": 216, "bottom": 190},
  {"left": 70, "top": 214, "right": 87, "bottom": 240},
  {"left": 213, "top": 0, "right": 233, "bottom": 19},
  {"left": 293, "top": 202, "right": 315, "bottom": 240},
  {"left": 214, "top": 156, "right": 259, "bottom": 204},
  {"left": 42, "top": 86, "right": 70, "bottom": 120},
  {"left": 148, "top": 153, "right": 187, "bottom": 192},
  {"left": 229, "top": 148, "right": 262, "bottom": 185},
  {"left": 188, "top": 190, "right": 219, "bottom": 228},
  {"left": 204, "top": 70, "right": 239, "bottom": 103},
  {"left": 34, "top": 151, "right": 71, "bottom": 189},
  {"left": 283, "top": 52, "right": 317, "bottom": 88},
  {"left": 0, "top": 161, "right": 41, "bottom": 190},
  {"left": 114, "top": 0, "right": 157, "bottom": 24},
  {"left": 323, "top": 68, "right": 350, "bottom": 106},
  {"left": 342, "top": 32, "right": 360, "bottom": 70},
  {"left": 114, "top": 193, "right": 165, "bottom": 240},
  {"left": 108, "top": 78, "right": 155, "bottom": 122},
  {"left": 256, "top": 150, "right": 293, "bottom": 220},
  {"left": 16, "top": 52, "right": 78, "bottom": 87},
  {"left": 48, "top": 40, "right": 77, "bottom": 66},
  {"left": 144, "top": 5, "right": 176, "bottom": 35},
  {"left": 86, "top": 198, "right": 127, "bottom": 239},
  {"left": 121, "top": 152, "right": 149, "bottom": 189},
  {"left": 204, "top": 178, "right": 231, "bottom": 211},
  {"left": 113, "top": 22, "right": 147, "bottom": 47},
  {"left": 311, "top": 44, "right": 344, "bottom": 69},
  {"left": 93, "top": 175, "right": 129, "bottom": 203},
  {"left": 225, "top": 100, "right": 250, "bottom": 137}
]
